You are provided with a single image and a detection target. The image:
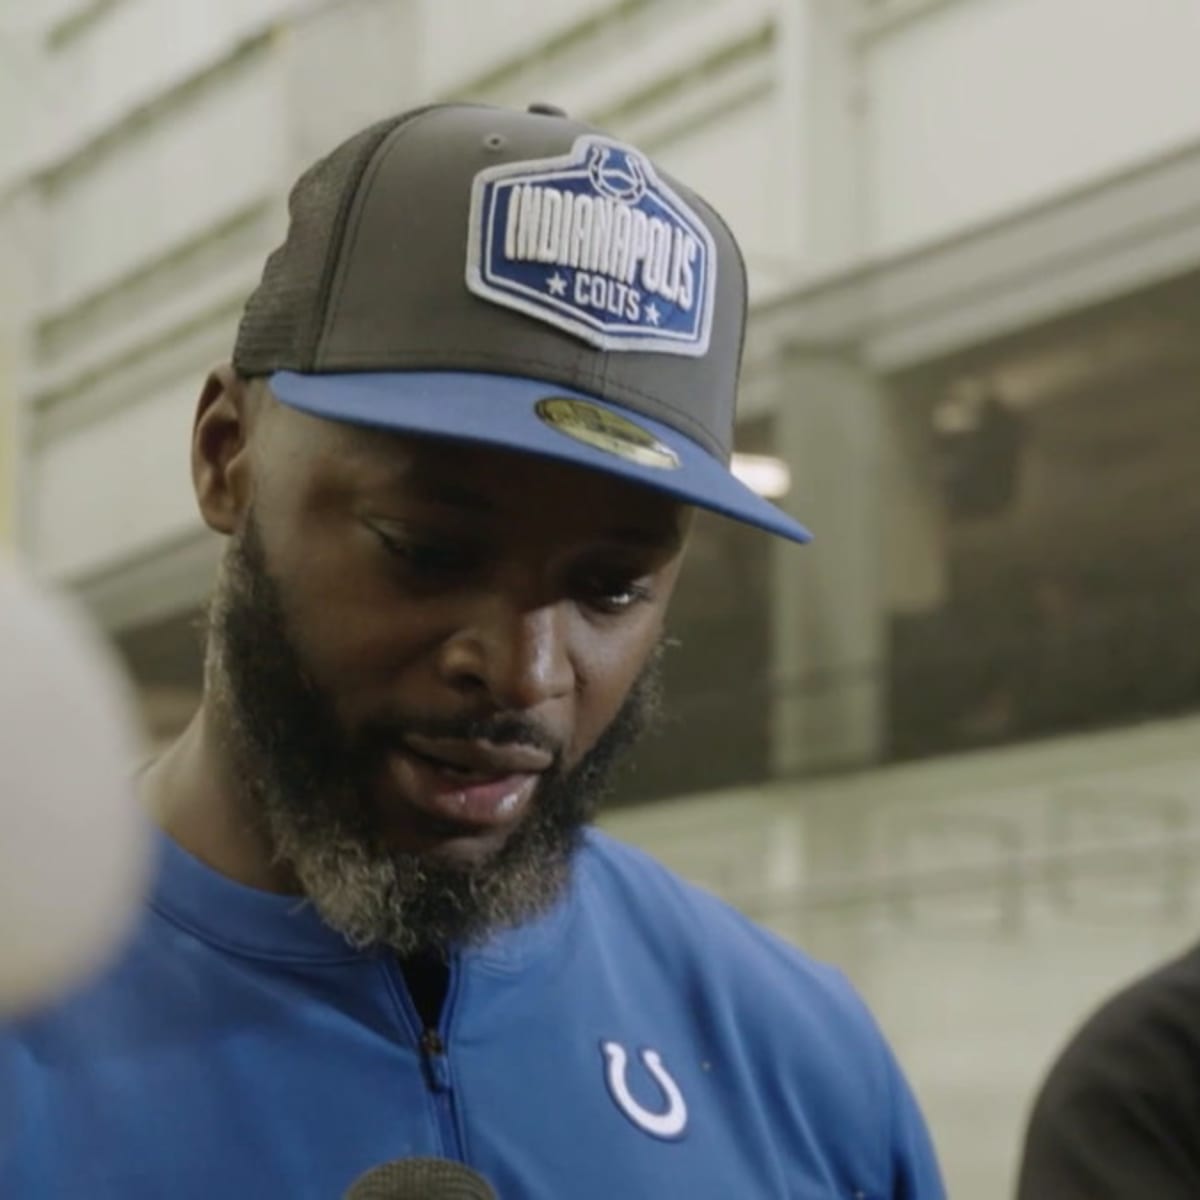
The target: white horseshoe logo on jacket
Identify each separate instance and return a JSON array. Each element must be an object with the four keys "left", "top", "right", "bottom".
[{"left": 601, "top": 1041, "right": 689, "bottom": 1139}]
